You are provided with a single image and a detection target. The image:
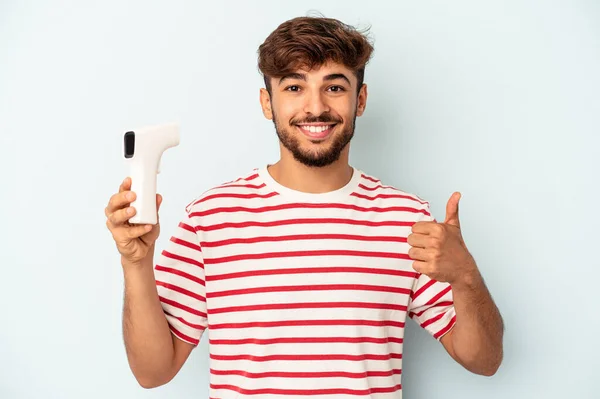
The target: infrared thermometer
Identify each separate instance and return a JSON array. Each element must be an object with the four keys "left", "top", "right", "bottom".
[{"left": 123, "top": 122, "right": 180, "bottom": 224}]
